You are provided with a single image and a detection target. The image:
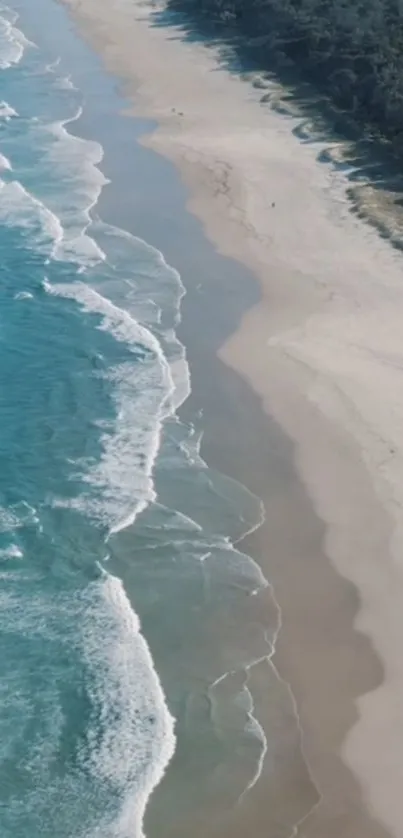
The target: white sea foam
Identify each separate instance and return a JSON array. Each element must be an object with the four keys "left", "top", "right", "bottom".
[
  {"left": 0, "top": 566, "right": 174, "bottom": 837},
  {"left": 0, "top": 178, "right": 64, "bottom": 249},
  {"left": 0, "top": 175, "right": 103, "bottom": 266},
  {"left": 0, "top": 501, "right": 39, "bottom": 533},
  {"left": 0, "top": 100, "right": 17, "bottom": 119},
  {"left": 0, "top": 544, "right": 23, "bottom": 559},
  {"left": 0, "top": 151, "right": 11, "bottom": 170},
  {"left": 96, "top": 221, "right": 191, "bottom": 408},
  {"left": 80, "top": 571, "right": 175, "bottom": 837},
  {"left": 44, "top": 55, "right": 60, "bottom": 74},
  {"left": 0, "top": 11, "right": 31, "bottom": 70},
  {"left": 56, "top": 74, "right": 76, "bottom": 91},
  {"left": 45, "top": 279, "right": 175, "bottom": 532},
  {"left": 35, "top": 106, "right": 107, "bottom": 265},
  {"left": 44, "top": 57, "right": 77, "bottom": 89},
  {"left": 0, "top": 103, "right": 106, "bottom": 268},
  {"left": 101, "top": 223, "right": 185, "bottom": 324},
  {"left": 14, "top": 289, "right": 33, "bottom": 300}
]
